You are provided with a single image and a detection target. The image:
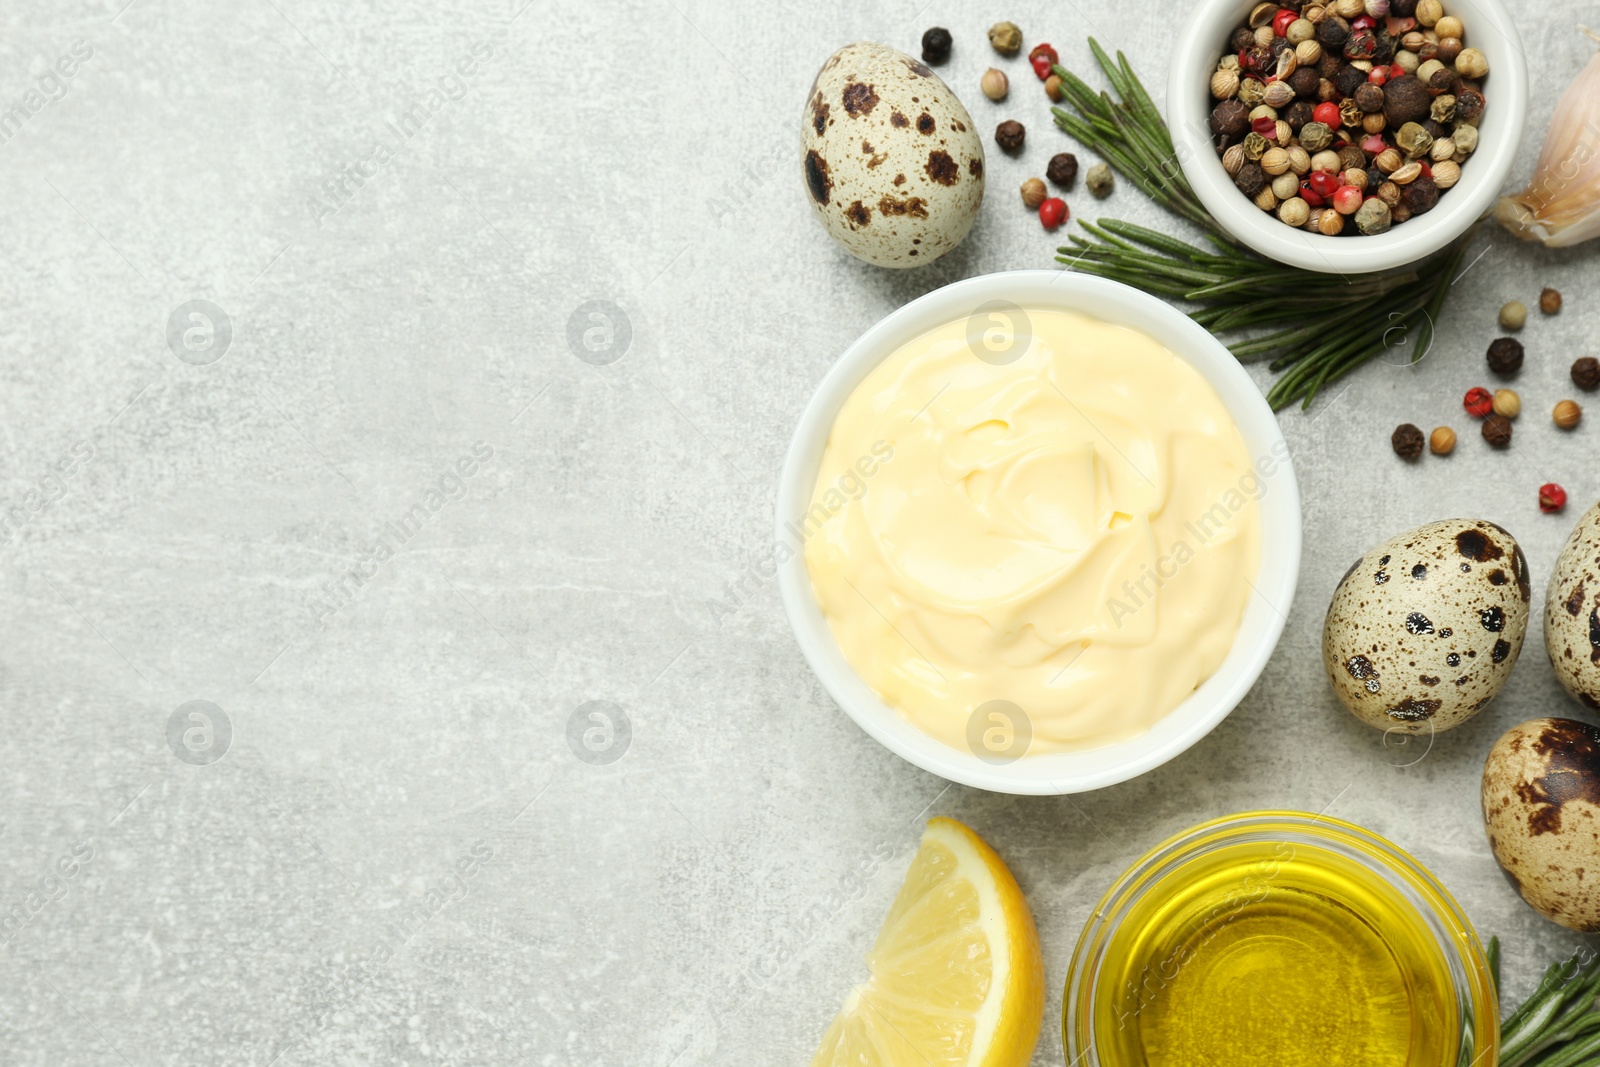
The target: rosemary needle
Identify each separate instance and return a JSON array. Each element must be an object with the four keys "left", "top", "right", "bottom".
[{"left": 1050, "top": 40, "right": 1470, "bottom": 411}]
